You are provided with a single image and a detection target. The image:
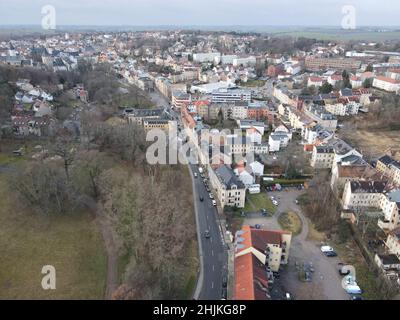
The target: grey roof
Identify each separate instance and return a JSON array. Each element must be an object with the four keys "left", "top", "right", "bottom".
[
  {"left": 215, "top": 165, "right": 245, "bottom": 190},
  {"left": 350, "top": 181, "right": 387, "bottom": 194},
  {"left": 328, "top": 138, "right": 354, "bottom": 155}
]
